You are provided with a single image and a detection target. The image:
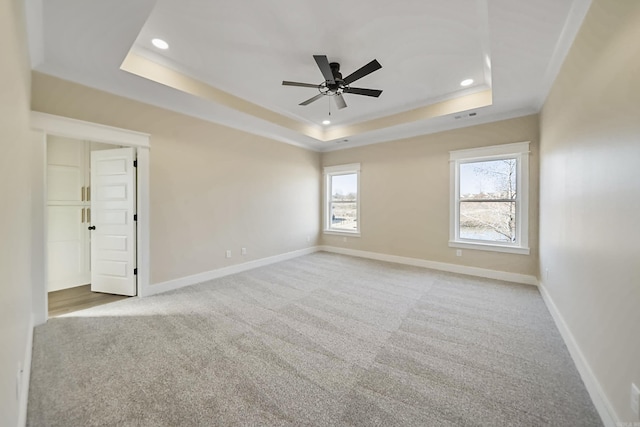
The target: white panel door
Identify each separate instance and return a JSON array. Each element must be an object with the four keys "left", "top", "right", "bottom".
[{"left": 90, "top": 147, "right": 137, "bottom": 296}]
